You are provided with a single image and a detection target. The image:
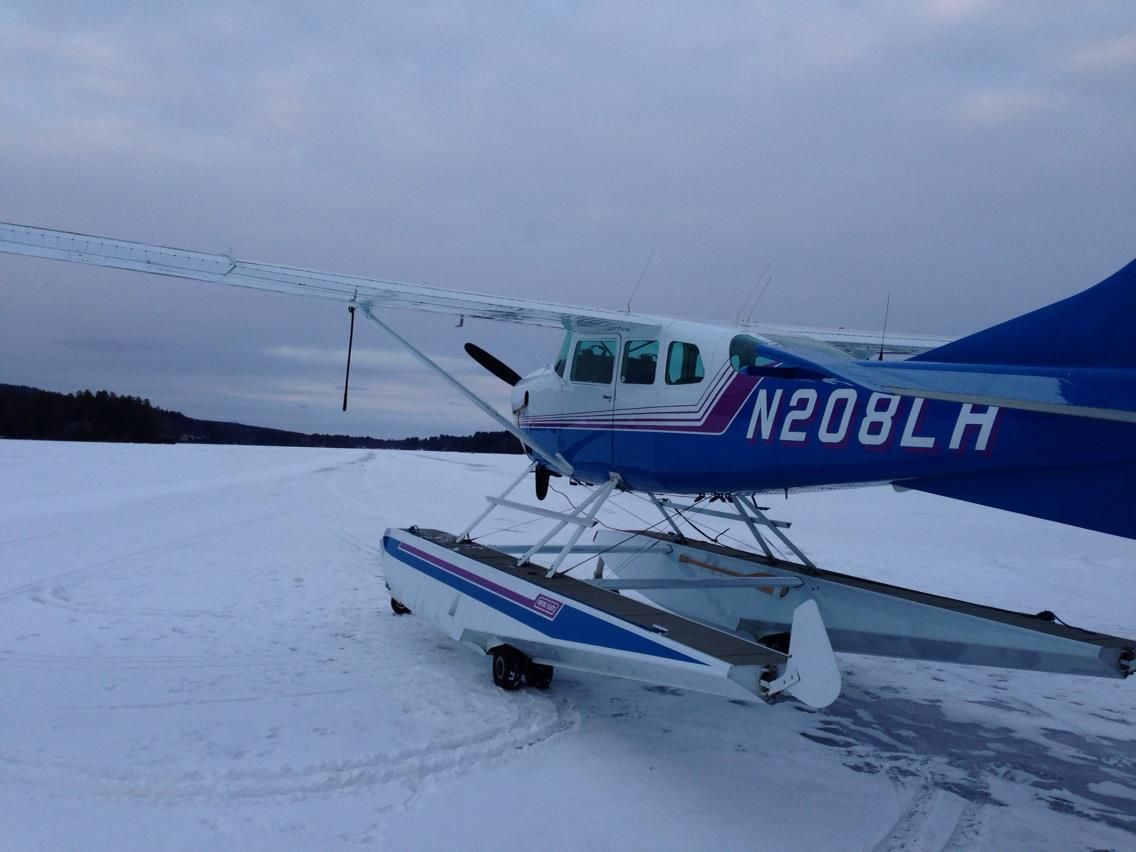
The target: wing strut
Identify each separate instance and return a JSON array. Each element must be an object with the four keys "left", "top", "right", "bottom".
[{"left": 357, "top": 305, "right": 573, "bottom": 477}]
